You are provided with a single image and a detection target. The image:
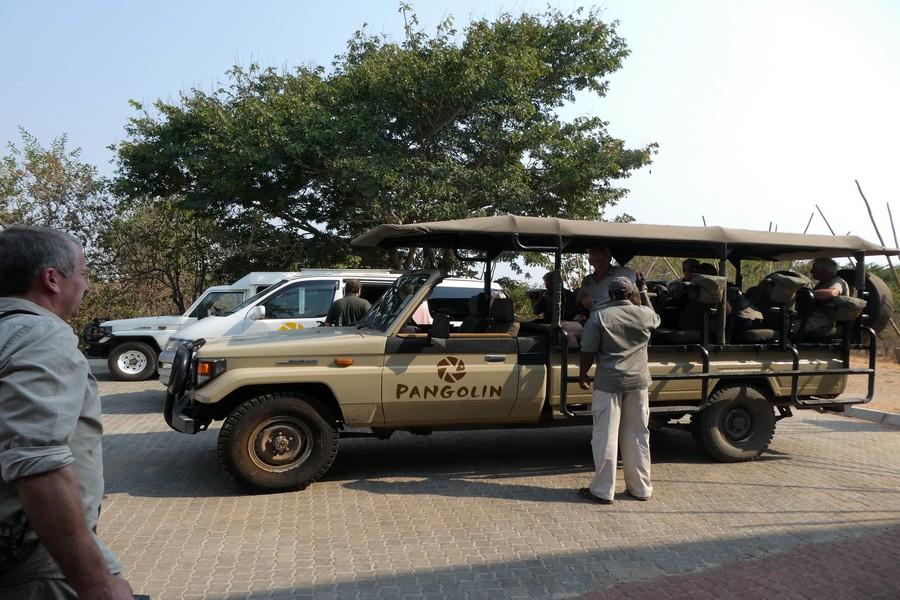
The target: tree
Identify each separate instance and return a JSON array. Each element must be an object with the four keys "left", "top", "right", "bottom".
[
  {"left": 1, "top": 129, "right": 112, "bottom": 255},
  {"left": 114, "top": 6, "right": 656, "bottom": 270},
  {"left": 96, "top": 196, "right": 223, "bottom": 313}
]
